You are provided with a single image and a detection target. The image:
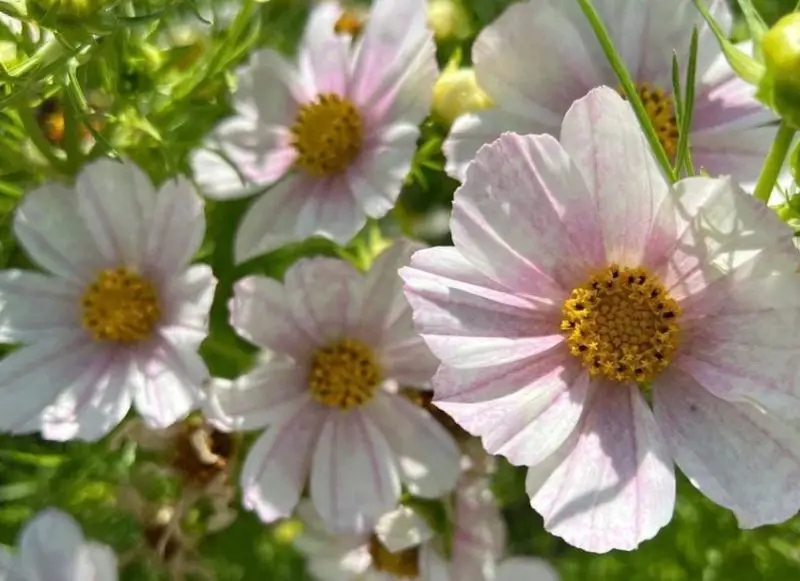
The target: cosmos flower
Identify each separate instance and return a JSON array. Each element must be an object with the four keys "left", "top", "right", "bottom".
[
  {"left": 293, "top": 474, "right": 559, "bottom": 581},
  {"left": 401, "top": 87, "right": 800, "bottom": 552},
  {"left": 444, "top": 0, "right": 777, "bottom": 193},
  {"left": 0, "top": 159, "right": 216, "bottom": 441},
  {"left": 205, "top": 241, "right": 461, "bottom": 533},
  {"left": 191, "top": 0, "right": 436, "bottom": 263},
  {"left": 0, "top": 508, "right": 117, "bottom": 581}
]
